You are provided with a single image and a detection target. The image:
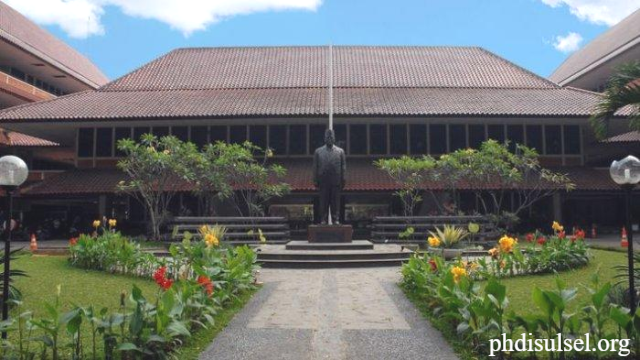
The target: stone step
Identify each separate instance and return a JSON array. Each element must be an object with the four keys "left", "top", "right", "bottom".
[
  {"left": 259, "top": 258, "right": 409, "bottom": 268},
  {"left": 285, "top": 240, "right": 374, "bottom": 251},
  {"left": 257, "top": 250, "right": 411, "bottom": 261}
]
